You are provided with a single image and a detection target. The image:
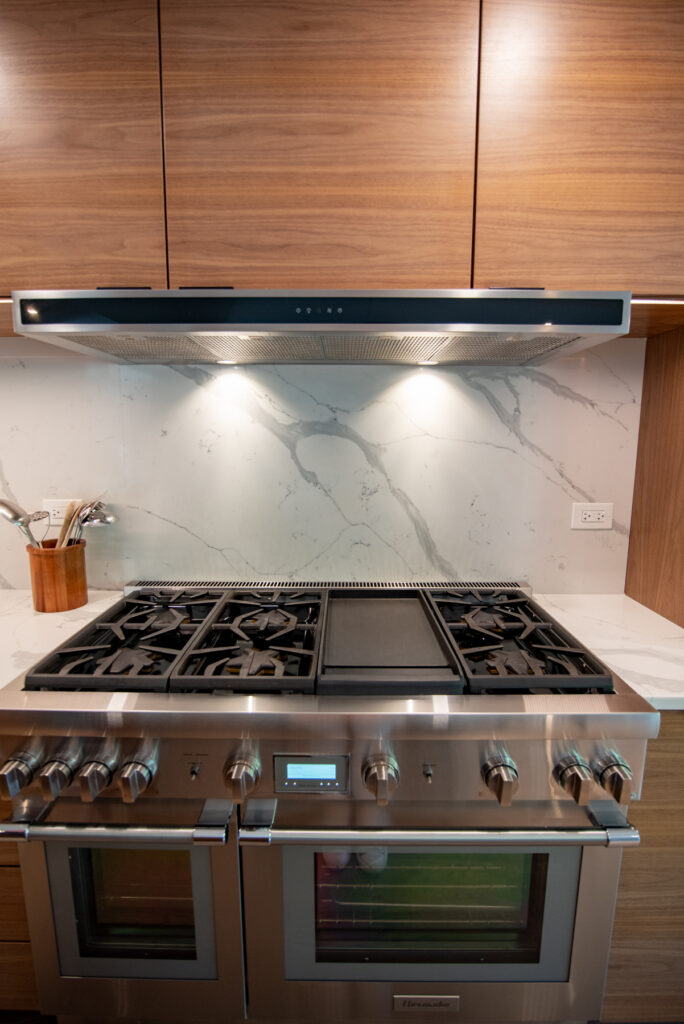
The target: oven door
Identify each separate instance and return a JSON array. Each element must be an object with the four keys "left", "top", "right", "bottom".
[
  {"left": 3, "top": 799, "right": 244, "bottom": 1023},
  {"left": 239, "top": 811, "right": 639, "bottom": 1023}
]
